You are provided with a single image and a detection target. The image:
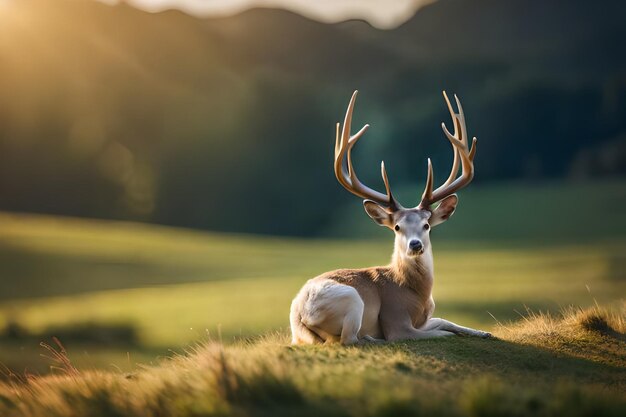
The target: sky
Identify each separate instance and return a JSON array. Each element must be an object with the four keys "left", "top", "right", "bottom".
[{"left": 97, "top": 0, "right": 436, "bottom": 29}]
